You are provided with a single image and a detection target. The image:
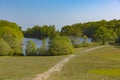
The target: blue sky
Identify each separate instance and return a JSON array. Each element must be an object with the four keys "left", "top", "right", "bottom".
[{"left": 0, "top": 0, "right": 120, "bottom": 30}]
